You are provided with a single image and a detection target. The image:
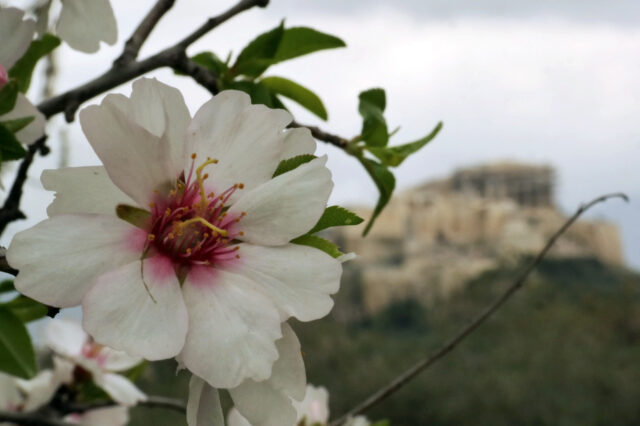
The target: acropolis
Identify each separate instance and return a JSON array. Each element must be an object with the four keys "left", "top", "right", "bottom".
[{"left": 331, "top": 162, "right": 624, "bottom": 317}]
